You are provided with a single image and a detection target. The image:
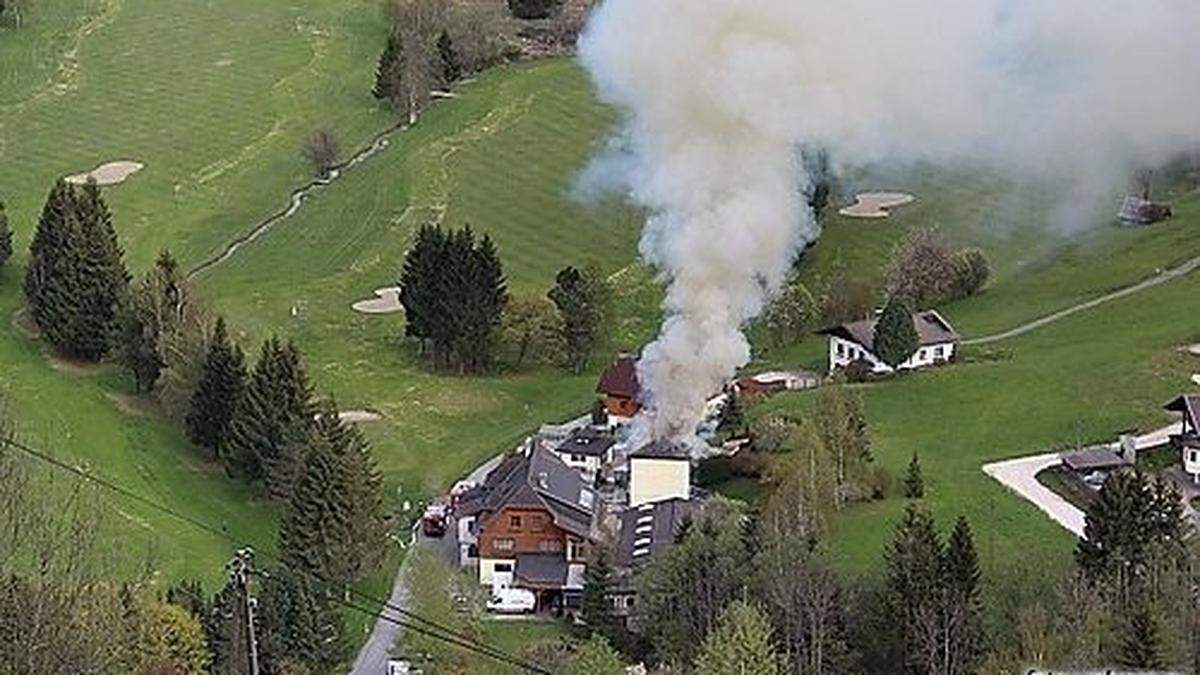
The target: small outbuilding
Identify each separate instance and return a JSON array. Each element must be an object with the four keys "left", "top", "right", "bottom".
[
  {"left": 597, "top": 354, "right": 641, "bottom": 418},
  {"left": 1165, "top": 394, "right": 1200, "bottom": 483}
]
